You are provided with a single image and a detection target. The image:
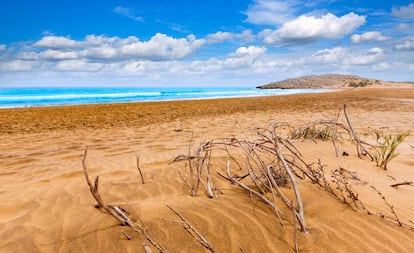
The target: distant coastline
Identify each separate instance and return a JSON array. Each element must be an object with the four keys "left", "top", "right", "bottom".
[{"left": 256, "top": 74, "right": 414, "bottom": 89}]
